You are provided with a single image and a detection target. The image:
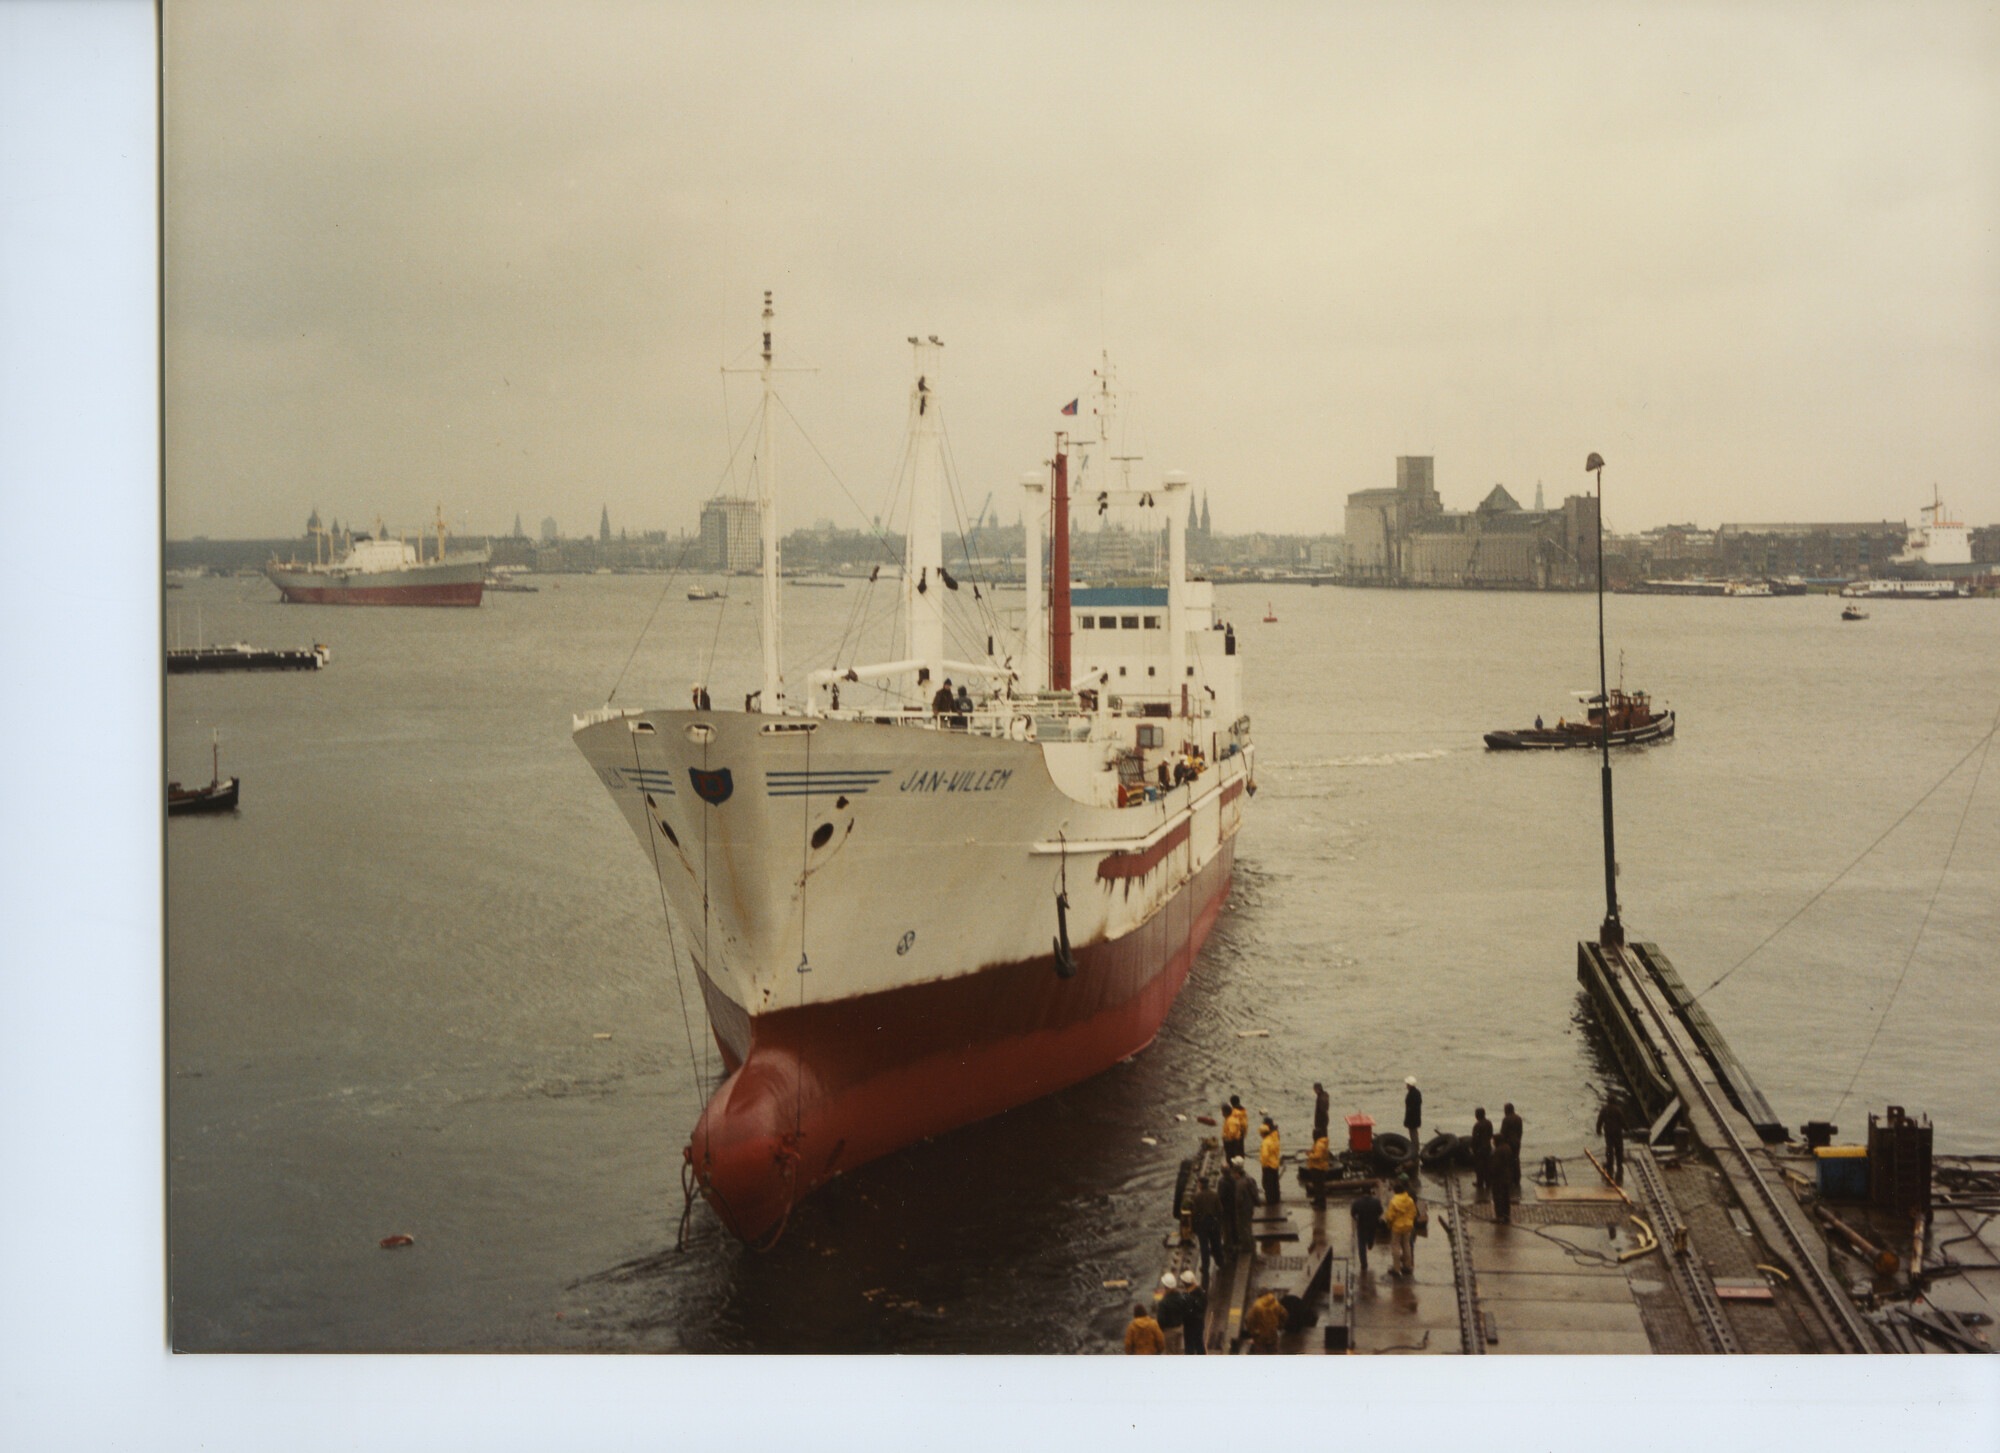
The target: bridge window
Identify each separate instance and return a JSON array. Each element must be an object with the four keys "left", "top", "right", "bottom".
[
  {"left": 1143, "top": 615, "right": 1160, "bottom": 629},
  {"left": 1079, "top": 616, "right": 1094, "bottom": 629},
  {"left": 1120, "top": 616, "right": 1139, "bottom": 630}
]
